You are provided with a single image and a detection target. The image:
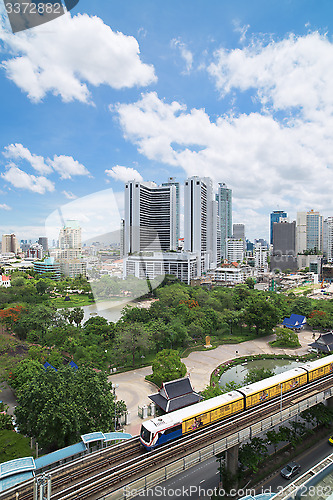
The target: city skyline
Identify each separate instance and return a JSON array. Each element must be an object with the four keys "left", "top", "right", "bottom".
[{"left": 1, "top": 1, "right": 333, "bottom": 241}]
